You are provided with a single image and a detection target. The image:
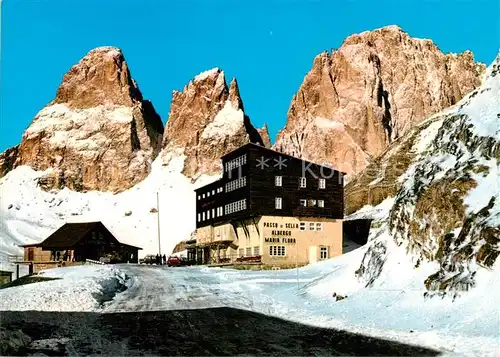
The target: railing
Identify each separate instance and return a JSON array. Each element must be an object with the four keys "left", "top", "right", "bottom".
[
  {"left": 7, "top": 255, "right": 24, "bottom": 263},
  {"left": 235, "top": 255, "right": 262, "bottom": 263},
  {"left": 85, "top": 259, "right": 106, "bottom": 265}
]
